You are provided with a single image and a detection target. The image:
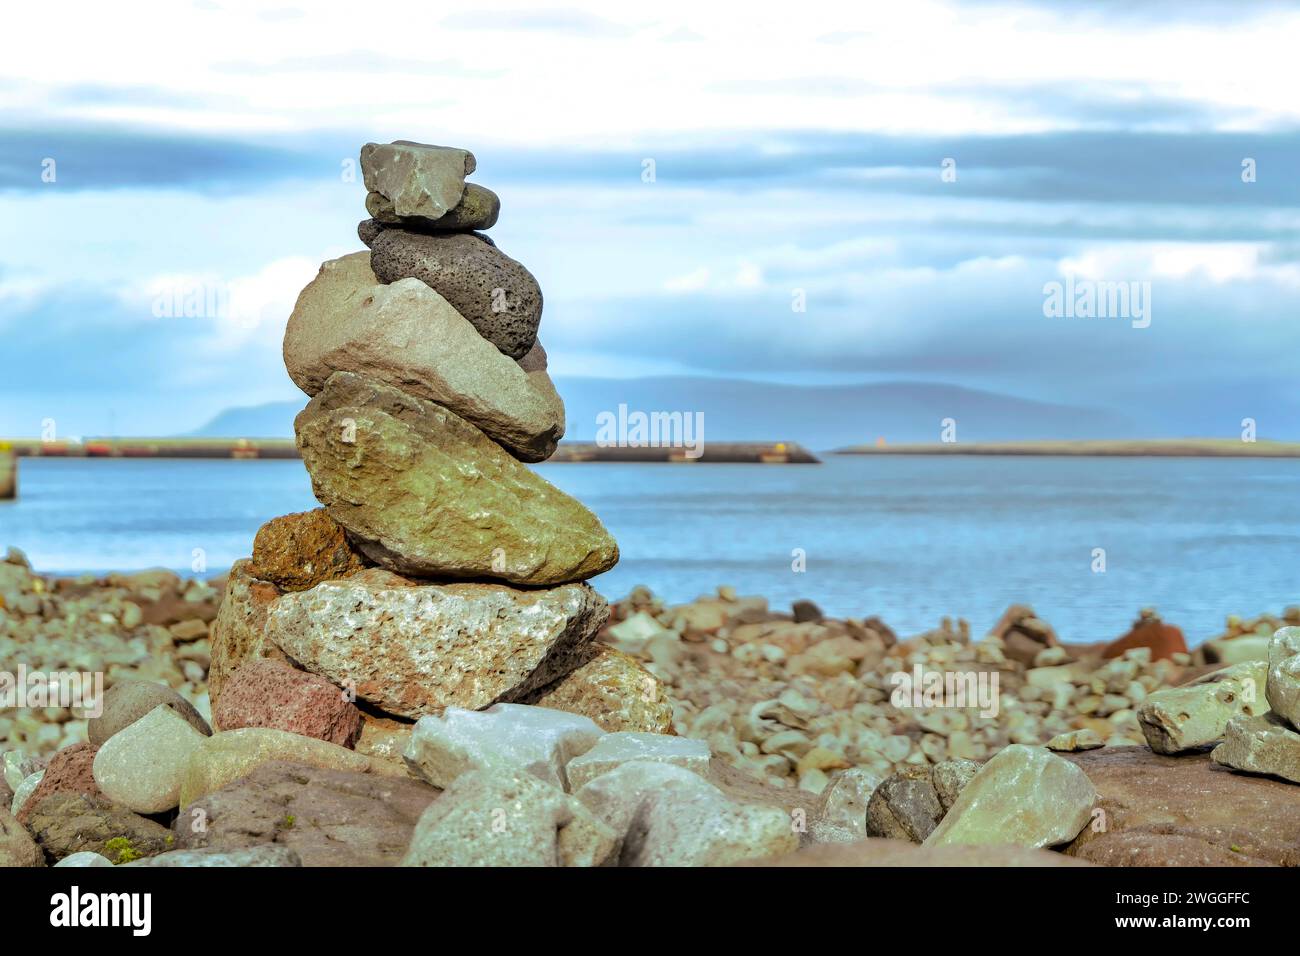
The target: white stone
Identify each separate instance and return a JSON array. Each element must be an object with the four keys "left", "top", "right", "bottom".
[
  {"left": 10, "top": 769, "right": 43, "bottom": 818},
  {"left": 92, "top": 704, "right": 208, "bottom": 813},
  {"left": 401, "top": 769, "right": 618, "bottom": 867},
  {"left": 403, "top": 704, "right": 604, "bottom": 792},
  {"left": 1266, "top": 627, "right": 1300, "bottom": 729},
  {"left": 574, "top": 761, "right": 798, "bottom": 866},
  {"left": 565, "top": 732, "right": 710, "bottom": 790}
]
